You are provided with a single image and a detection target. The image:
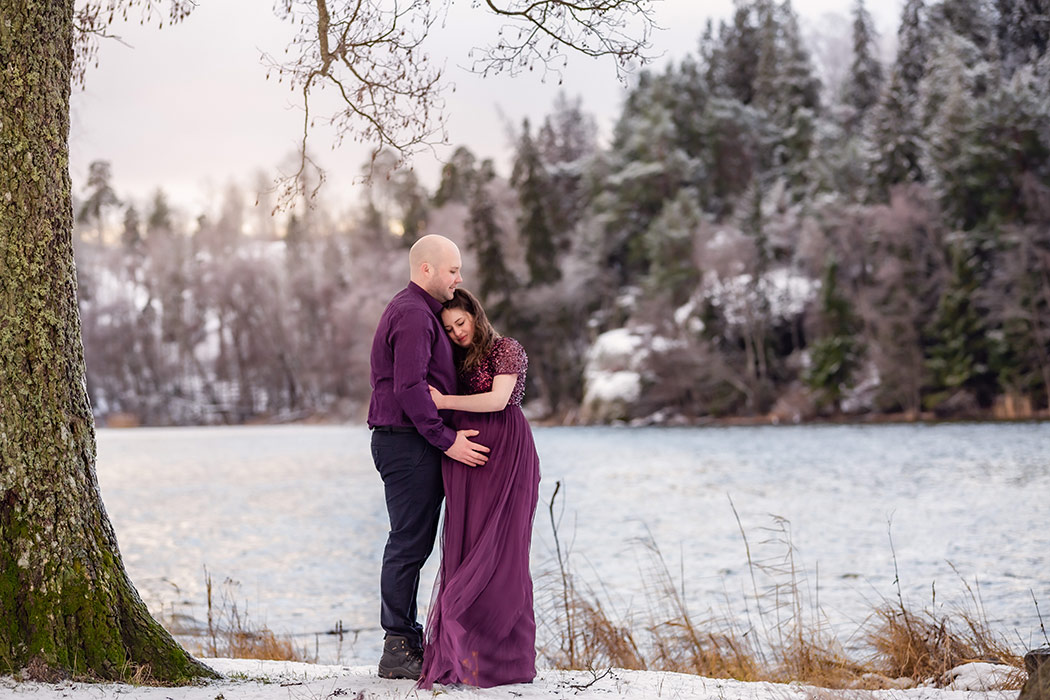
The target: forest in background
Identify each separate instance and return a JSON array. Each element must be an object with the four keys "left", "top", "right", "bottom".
[{"left": 73, "top": 0, "right": 1050, "bottom": 427}]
